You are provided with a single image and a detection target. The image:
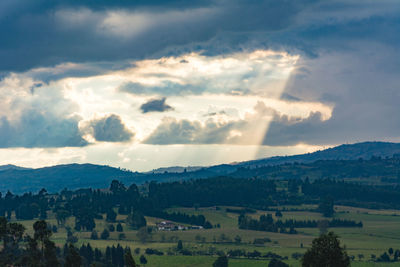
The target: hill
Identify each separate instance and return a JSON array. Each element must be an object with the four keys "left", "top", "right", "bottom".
[
  {"left": 0, "top": 164, "right": 31, "bottom": 171},
  {"left": 238, "top": 141, "right": 400, "bottom": 168},
  {"left": 2, "top": 141, "right": 400, "bottom": 193},
  {"left": 0, "top": 164, "right": 146, "bottom": 194},
  {"left": 150, "top": 141, "right": 400, "bottom": 176}
]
